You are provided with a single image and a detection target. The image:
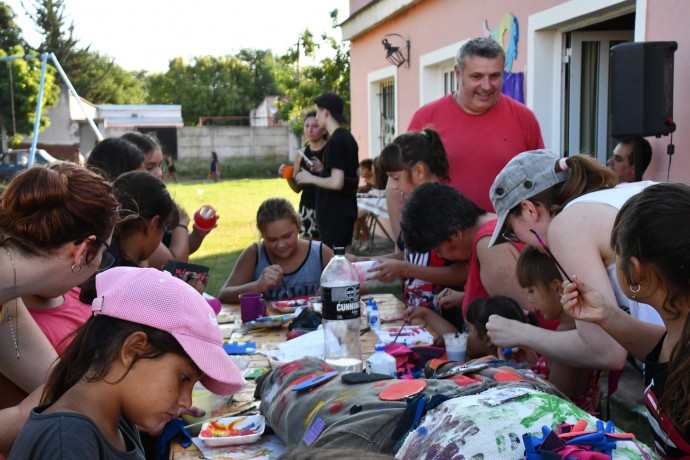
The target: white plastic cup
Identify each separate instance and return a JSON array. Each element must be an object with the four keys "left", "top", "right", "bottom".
[
  {"left": 444, "top": 332, "right": 468, "bottom": 362},
  {"left": 352, "top": 261, "right": 377, "bottom": 285}
]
